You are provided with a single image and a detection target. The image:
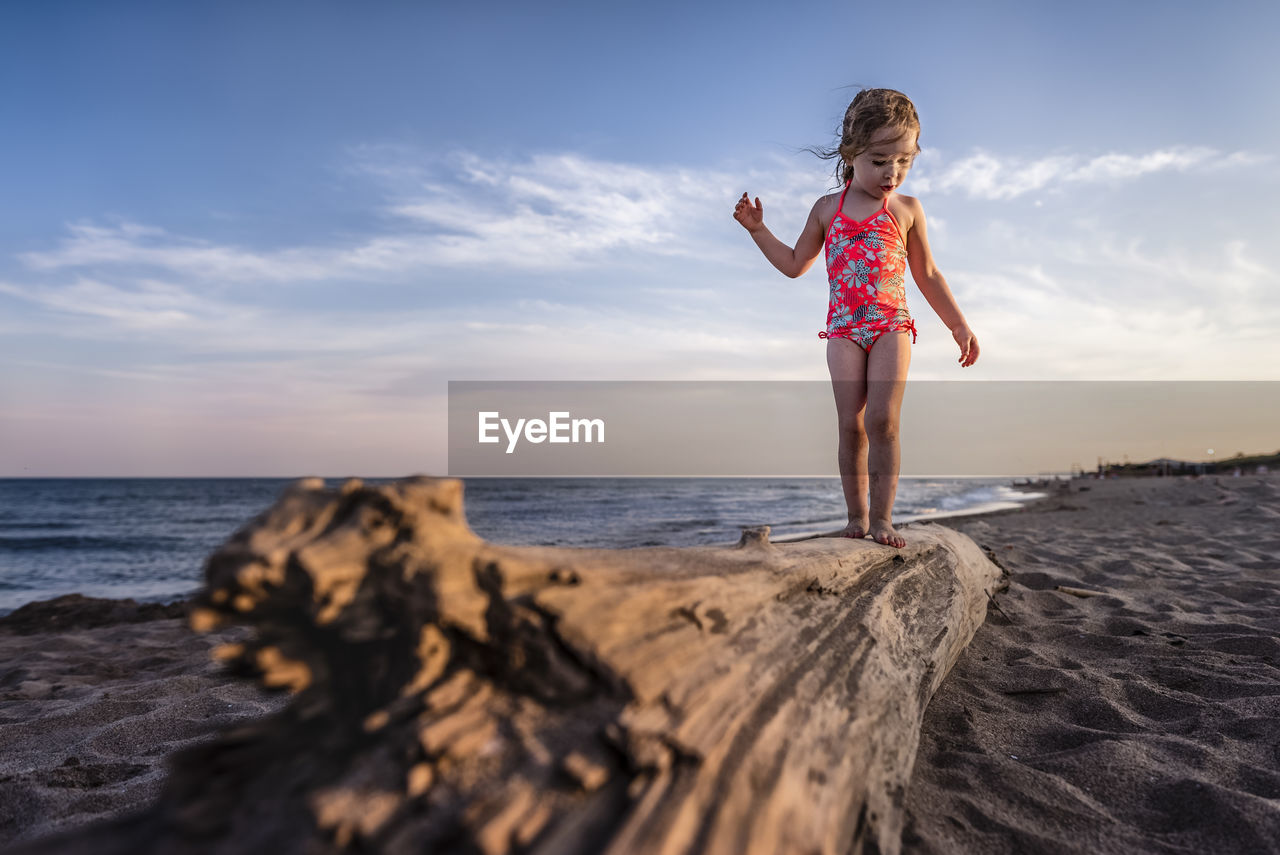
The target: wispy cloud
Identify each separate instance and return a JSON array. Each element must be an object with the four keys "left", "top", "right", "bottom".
[
  {"left": 912, "top": 146, "right": 1265, "bottom": 200},
  {"left": 18, "top": 145, "right": 1265, "bottom": 289},
  {"left": 0, "top": 277, "right": 246, "bottom": 330},
  {"left": 19, "top": 152, "right": 765, "bottom": 281},
  {"left": 361, "top": 149, "right": 793, "bottom": 270},
  {"left": 19, "top": 223, "right": 328, "bottom": 281},
  {"left": 926, "top": 228, "right": 1280, "bottom": 380}
]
